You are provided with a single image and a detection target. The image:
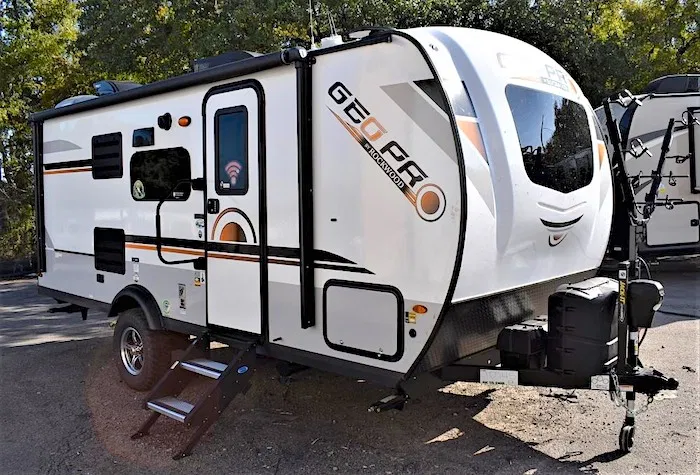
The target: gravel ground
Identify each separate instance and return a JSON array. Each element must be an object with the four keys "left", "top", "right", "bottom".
[{"left": 0, "top": 271, "right": 698, "bottom": 475}]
